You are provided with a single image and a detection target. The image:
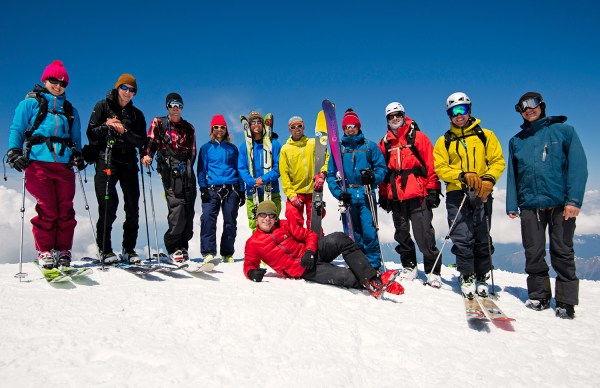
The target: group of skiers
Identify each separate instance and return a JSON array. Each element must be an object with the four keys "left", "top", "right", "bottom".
[{"left": 6, "top": 60, "right": 588, "bottom": 320}]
